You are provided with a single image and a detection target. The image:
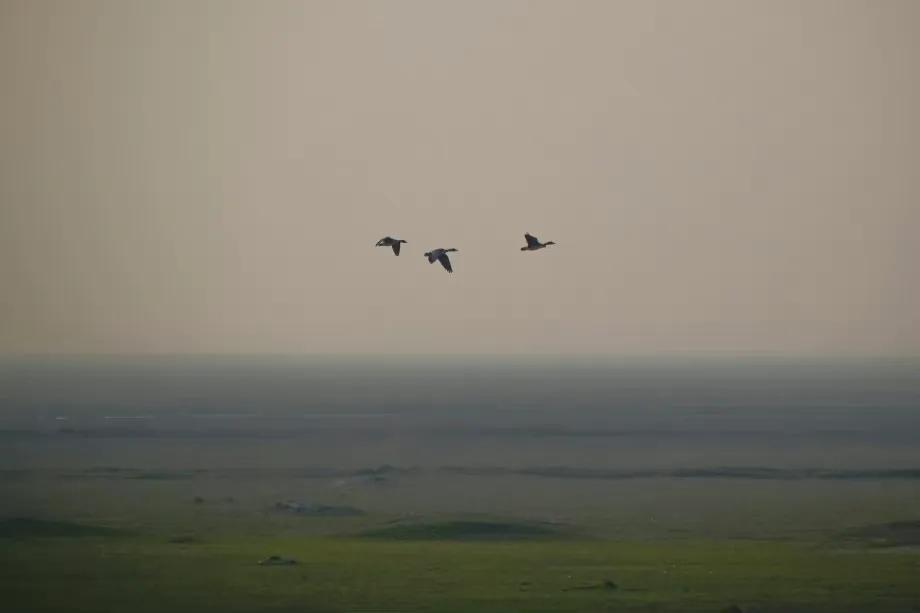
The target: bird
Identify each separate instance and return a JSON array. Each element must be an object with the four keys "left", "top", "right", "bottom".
[
  {"left": 520, "top": 232, "right": 556, "bottom": 251},
  {"left": 424, "top": 248, "right": 458, "bottom": 273},
  {"left": 376, "top": 236, "right": 408, "bottom": 256}
]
